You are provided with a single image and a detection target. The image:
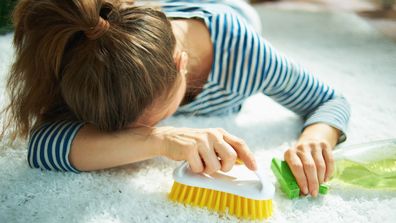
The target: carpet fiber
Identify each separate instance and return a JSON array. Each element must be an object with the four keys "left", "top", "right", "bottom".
[{"left": 1, "top": 6, "right": 396, "bottom": 223}]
